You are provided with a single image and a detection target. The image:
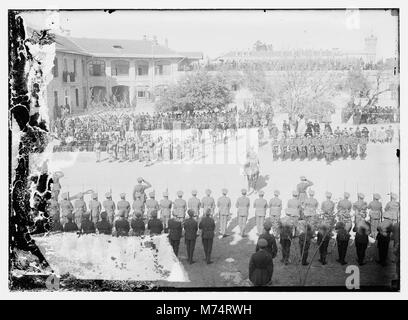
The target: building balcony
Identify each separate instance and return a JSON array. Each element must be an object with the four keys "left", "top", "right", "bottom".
[{"left": 62, "top": 71, "right": 77, "bottom": 83}]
